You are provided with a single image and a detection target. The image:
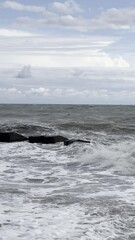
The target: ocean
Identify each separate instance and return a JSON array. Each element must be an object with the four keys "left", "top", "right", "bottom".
[{"left": 0, "top": 104, "right": 135, "bottom": 240}]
